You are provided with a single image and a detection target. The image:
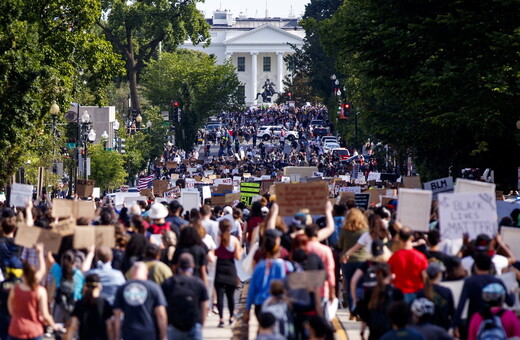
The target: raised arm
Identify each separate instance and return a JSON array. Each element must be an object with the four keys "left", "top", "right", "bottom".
[
  {"left": 34, "top": 243, "right": 47, "bottom": 283},
  {"left": 265, "top": 202, "right": 278, "bottom": 230},
  {"left": 317, "top": 201, "right": 334, "bottom": 242}
]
